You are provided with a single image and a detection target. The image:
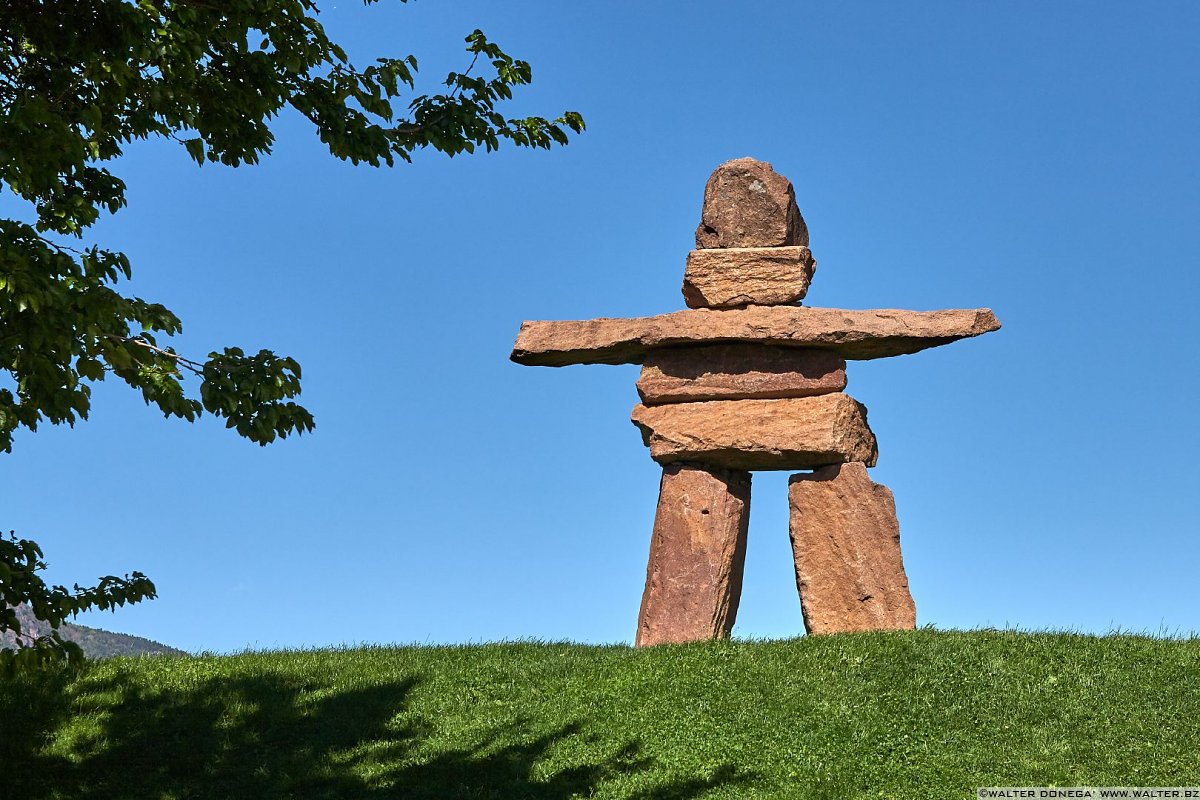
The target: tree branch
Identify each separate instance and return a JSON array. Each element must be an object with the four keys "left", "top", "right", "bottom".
[{"left": 100, "top": 334, "right": 206, "bottom": 377}]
